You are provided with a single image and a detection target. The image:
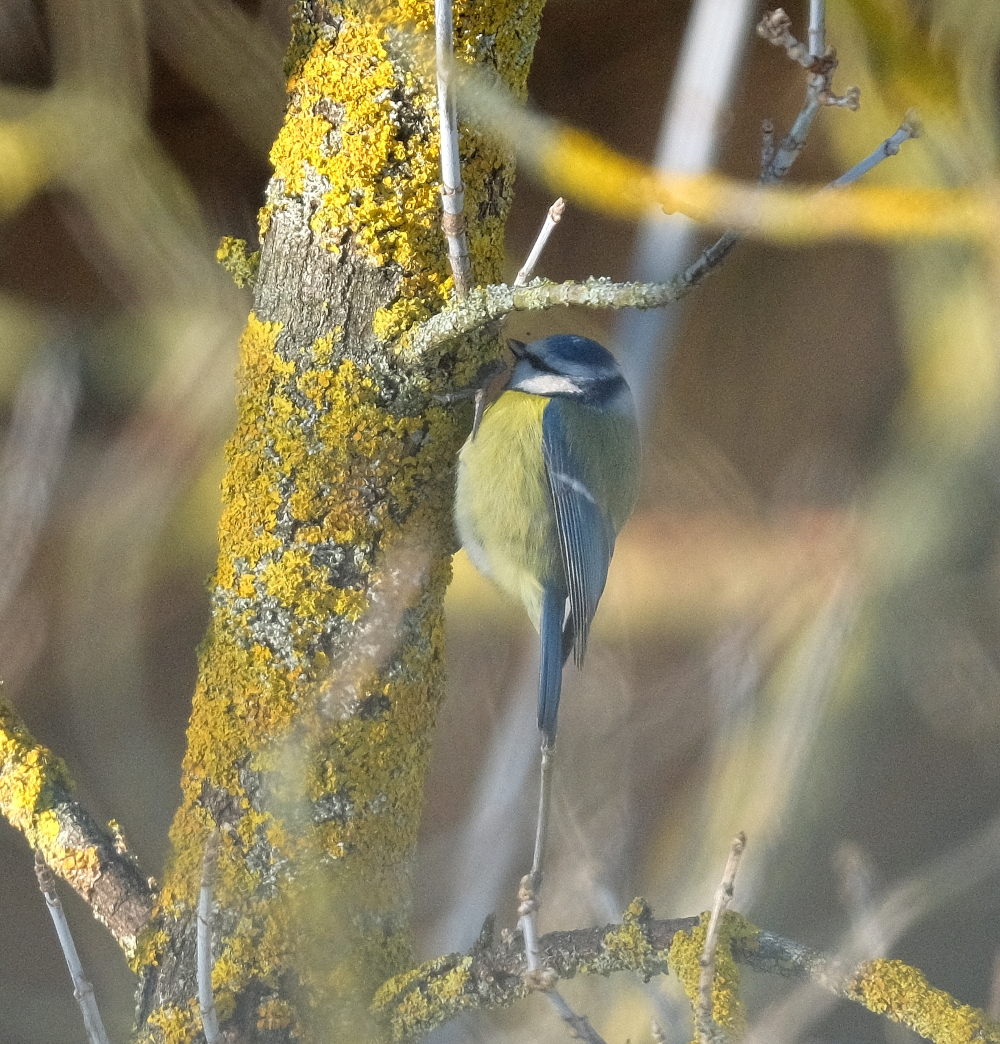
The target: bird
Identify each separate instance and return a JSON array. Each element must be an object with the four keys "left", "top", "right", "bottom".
[{"left": 454, "top": 334, "right": 641, "bottom": 745}]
